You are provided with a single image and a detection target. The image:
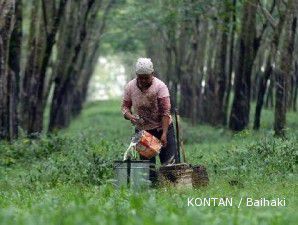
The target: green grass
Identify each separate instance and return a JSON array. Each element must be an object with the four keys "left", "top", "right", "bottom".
[{"left": 0, "top": 100, "right": 297, "bottom": 225}]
